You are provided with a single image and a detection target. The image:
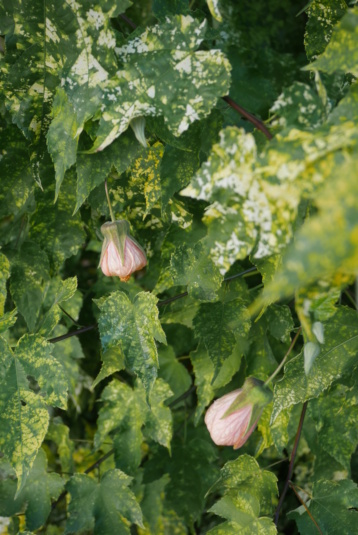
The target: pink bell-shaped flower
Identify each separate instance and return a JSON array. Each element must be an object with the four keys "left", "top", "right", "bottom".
[
  {"left": 99, "top": 220, "right": 147, "bottom": 282},
  {"left": 205, "top": 378, "right": 272, "bottom": 449}
]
